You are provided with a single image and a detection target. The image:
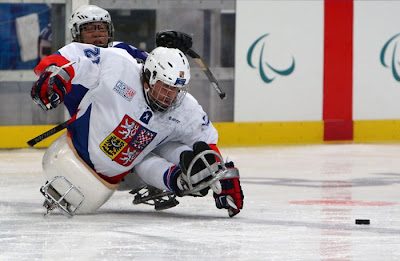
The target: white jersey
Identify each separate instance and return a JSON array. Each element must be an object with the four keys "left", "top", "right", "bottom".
[{"left": 58, "top": 43, "right": 218, "bottom": 178}]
